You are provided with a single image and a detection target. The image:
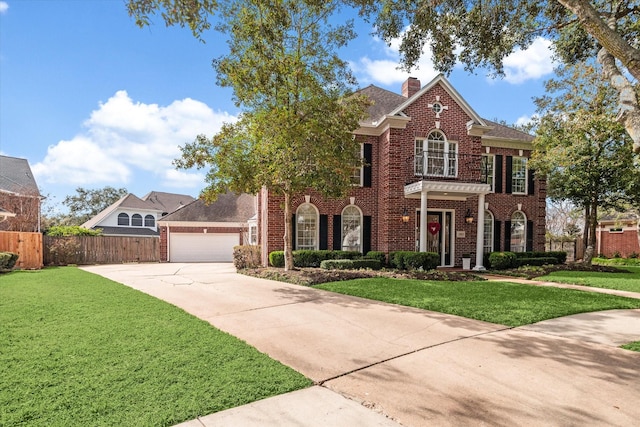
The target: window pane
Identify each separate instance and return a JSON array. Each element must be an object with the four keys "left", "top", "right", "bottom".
[
  {"left": 117, "top": 213, "right": 129, "bottom": 226},
  {"left": 144, "top": 215, "right": 155, "bottom": 227},
  {"left": 512, "top": 157, "right": 527, "bottom": 194},
  {"left": 341, "top": 206, "right": 362, "bottom": 252},
  {"left": 296, "top": 204, "right": 317, "bottom": 250},
  {"left": 511, "top": 211, "right": 526, "bottom": 252},
  {"left": 482, "top": 155, "right": 494, "bottom": 191},
  {"left": 132, "top": 214, "right": 143, "bottom": 227},
  {"left": 414, "top": 139, "right": 424, "bottom": 175},
  {"left": 483, "top": 211, "right": 493, "bottom": 253}
]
